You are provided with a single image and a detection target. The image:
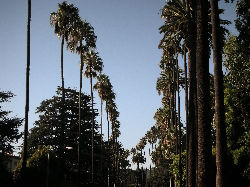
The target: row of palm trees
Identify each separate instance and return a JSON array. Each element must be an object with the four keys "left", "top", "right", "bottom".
[
  {"left": 133, "top": 0, "right": 228, "bottom": 186},
  {"left": 50, "top": 2, "right": 124, "bottom": 185},
  {"left": 22, "top": 1, "right": 123, "bottom": 185}
]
